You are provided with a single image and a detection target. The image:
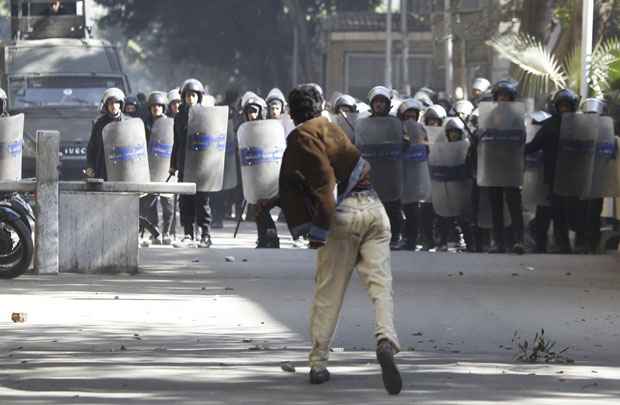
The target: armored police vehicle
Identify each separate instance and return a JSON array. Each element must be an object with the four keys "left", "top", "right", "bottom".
[{"left": 2, "top": 0, "right": 131, "bottom": 179}]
